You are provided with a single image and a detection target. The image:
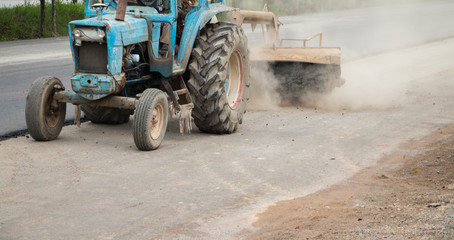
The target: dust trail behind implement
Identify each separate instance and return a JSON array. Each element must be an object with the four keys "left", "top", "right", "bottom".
[
  {"left": 249, "top": 38, "right": 454, "bottom": 112},
  {"left": 248, "top": 62, "right": 281, "bottom": 110},
  {"left": 246, "top": 0, "right": 454, "bottom": 112}
]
